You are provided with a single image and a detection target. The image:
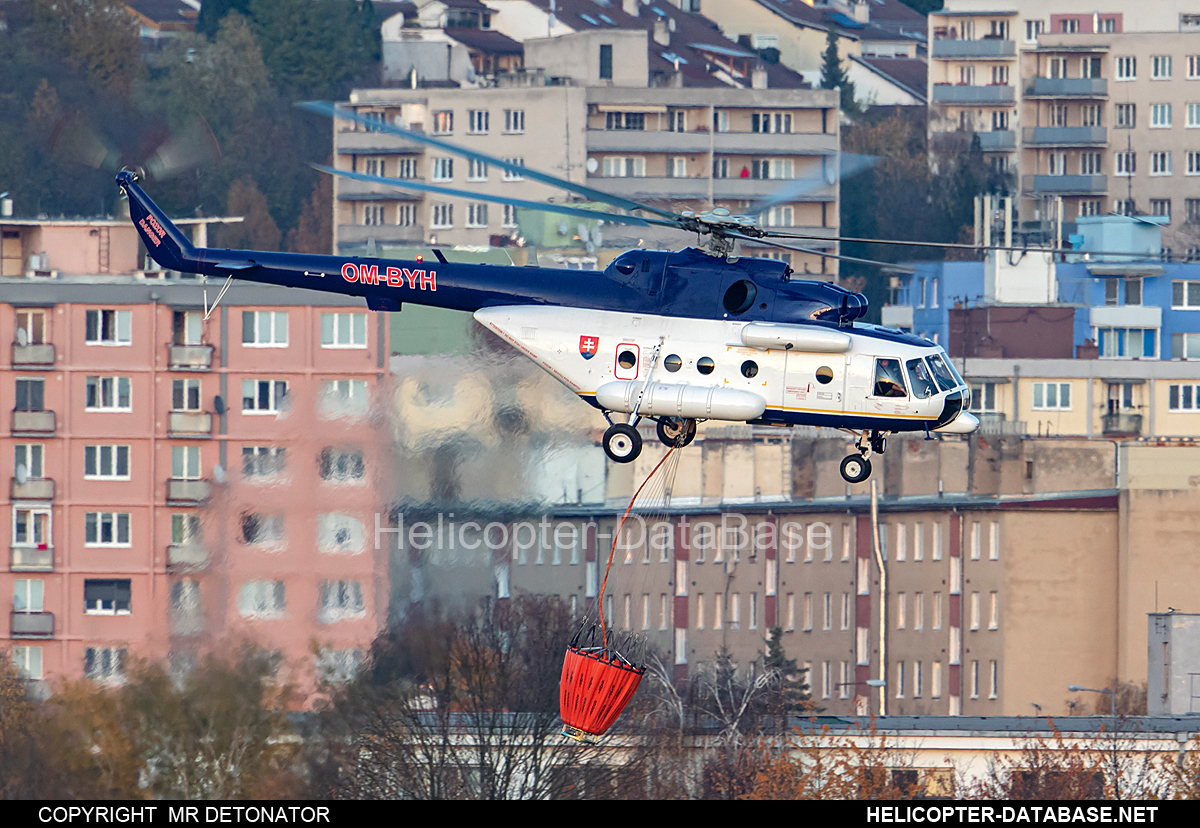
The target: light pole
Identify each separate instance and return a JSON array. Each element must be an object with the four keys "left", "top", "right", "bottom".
[
  {"left": 1068, "top": 684, "right": 1119, "bottom": 799},
  {"left": 835, "top": 679, "right": 886, "bottom": 716}
]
